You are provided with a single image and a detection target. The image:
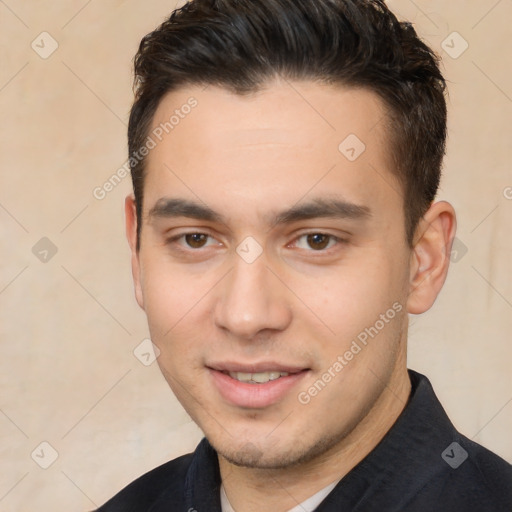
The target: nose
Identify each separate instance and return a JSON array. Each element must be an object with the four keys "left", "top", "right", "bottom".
[{"left": 214, "top": 255, "right": 292, "bottom": 340}]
